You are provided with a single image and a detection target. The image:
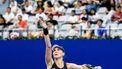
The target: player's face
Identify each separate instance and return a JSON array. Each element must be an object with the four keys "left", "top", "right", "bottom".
[{"left": 53, "top": 48, "right": 64, "bottom": 59}]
